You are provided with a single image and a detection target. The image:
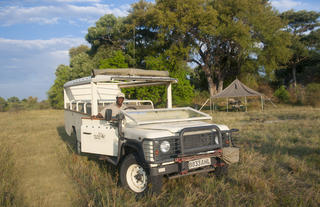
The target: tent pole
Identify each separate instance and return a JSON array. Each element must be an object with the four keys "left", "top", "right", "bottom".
[
  {"left": 199, "top": 98, "right": 209, "bottom": 111},
  {"left": 261, "top": 96, "right": 264, "bottom": 111},
  {"left": 227, "top": 98, "right": 228, "bottom": 112},
  {"left": 266, "top": 96, "right": 277, "bottom": 108},
  {"left": 245, "top": 96, "right": 247, "bottom": 112},
  {"left": 213, "top": 101, "right": 215, "bottom": 112}
]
